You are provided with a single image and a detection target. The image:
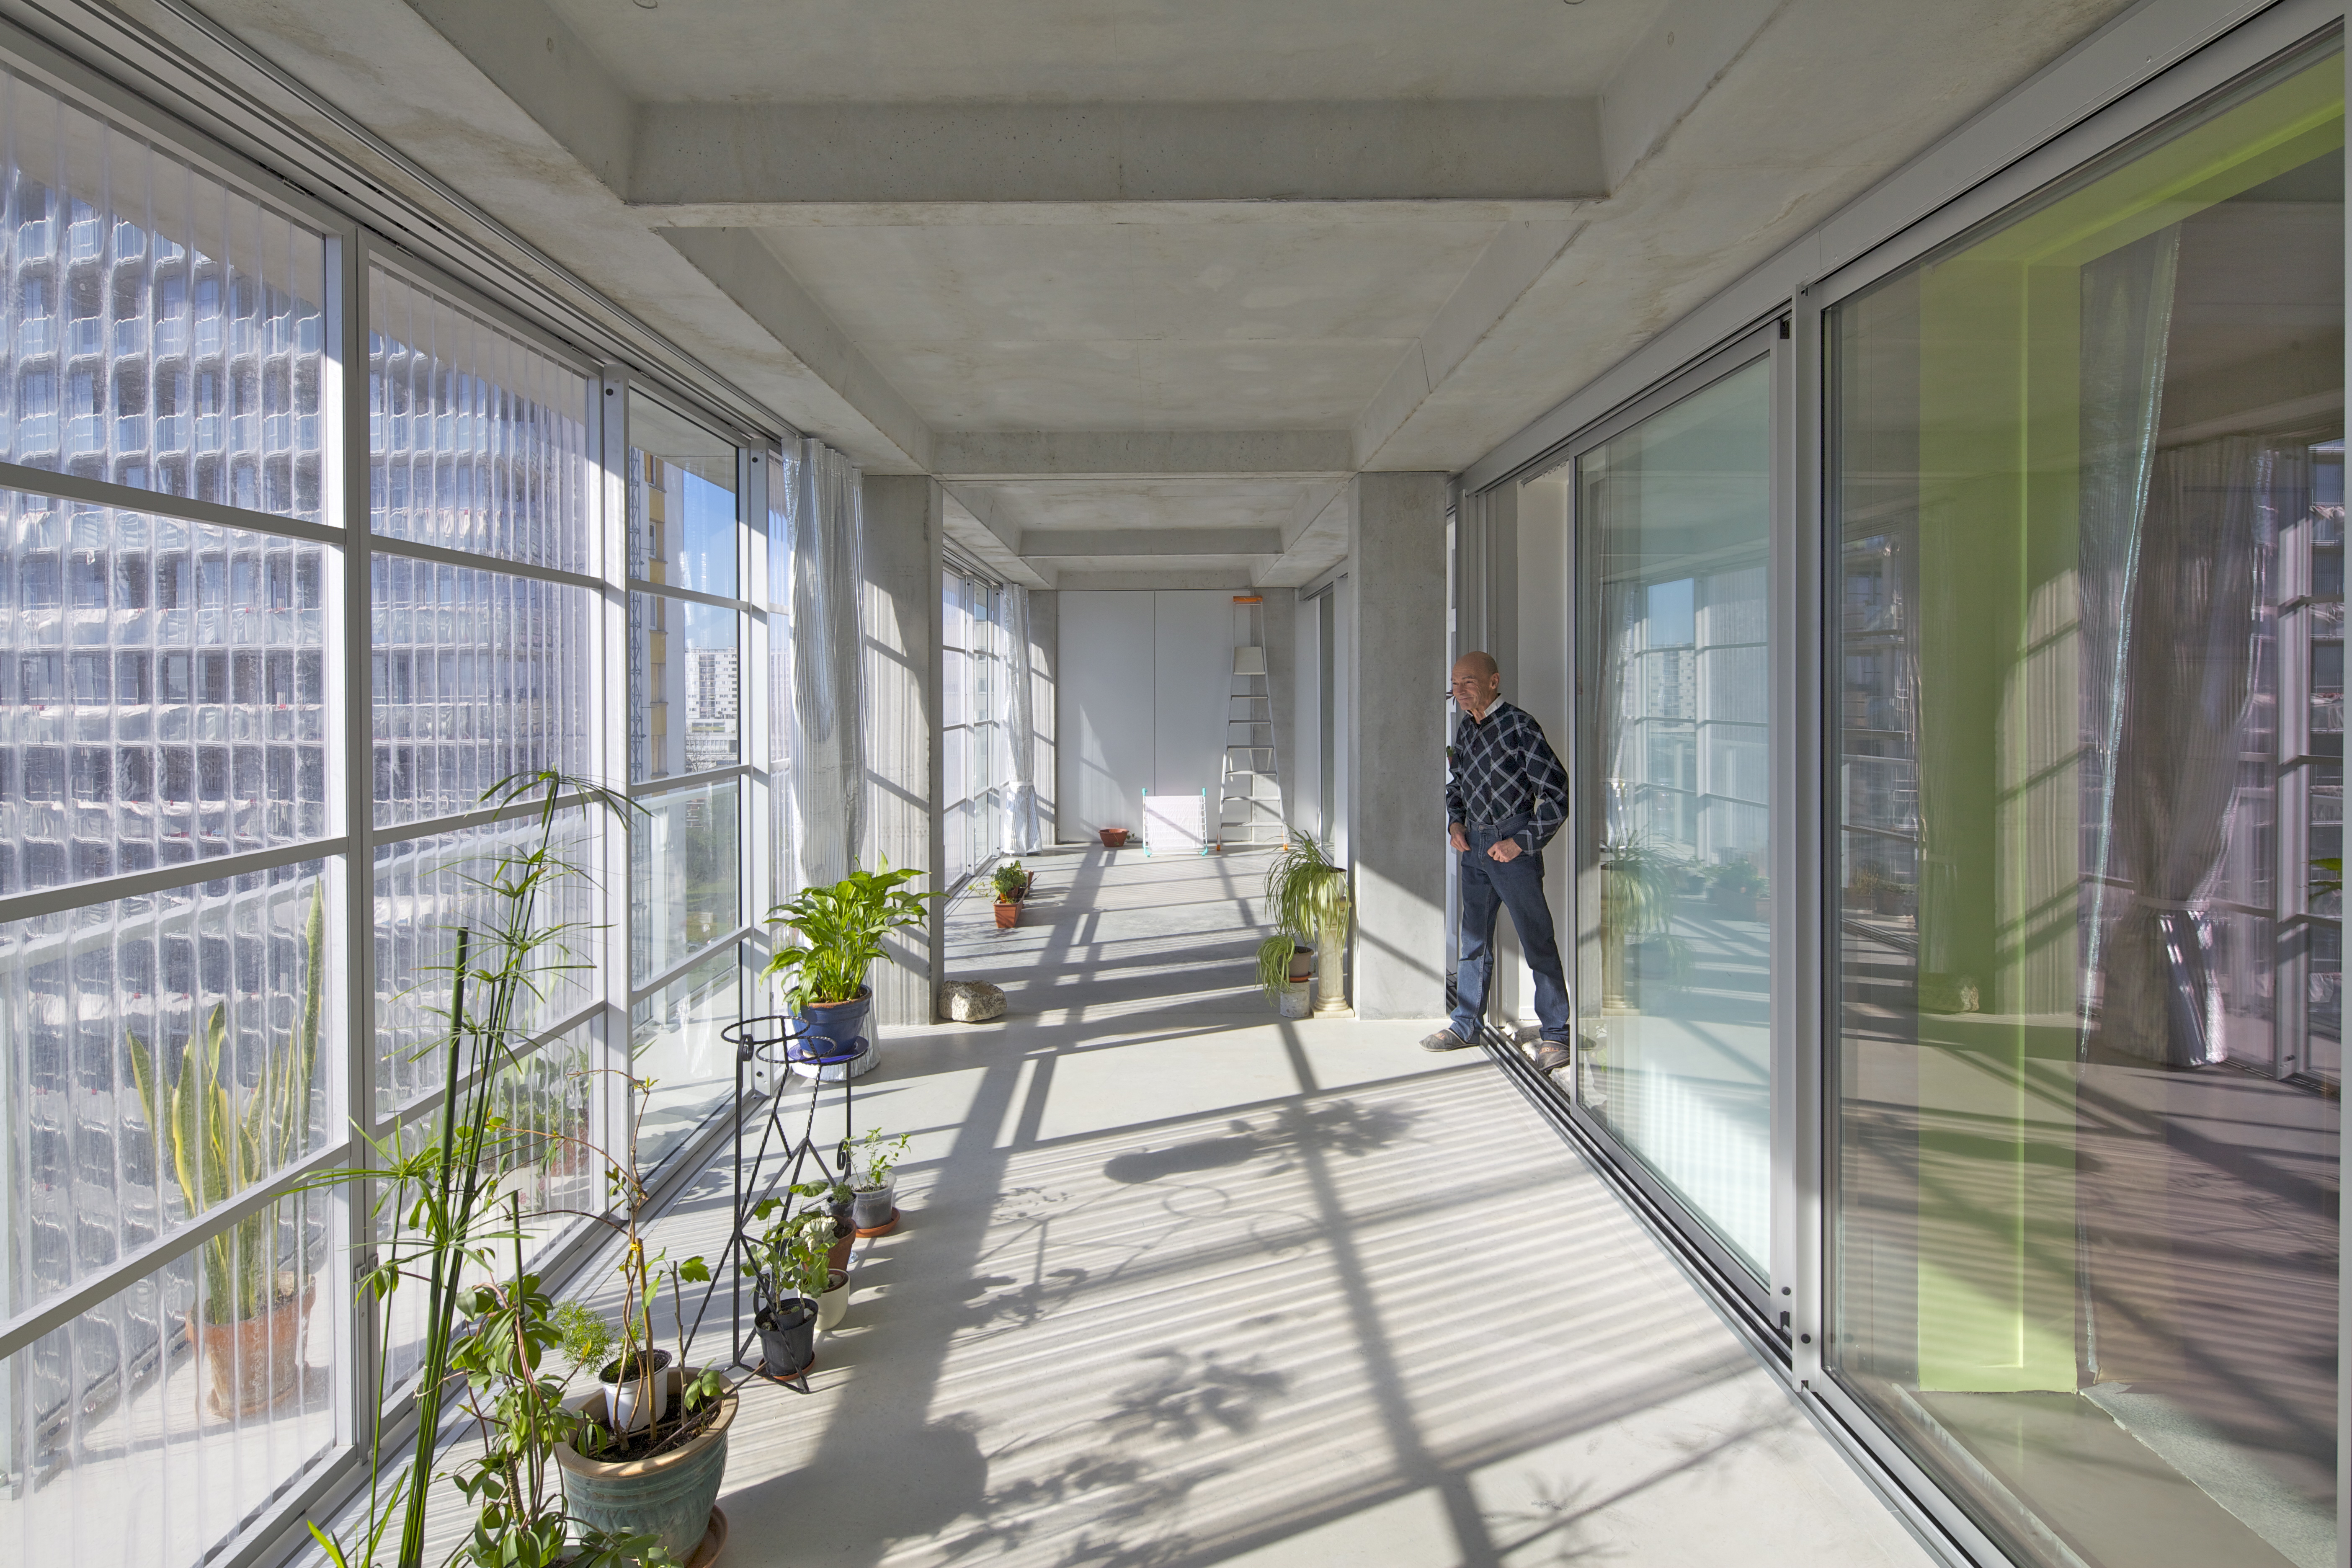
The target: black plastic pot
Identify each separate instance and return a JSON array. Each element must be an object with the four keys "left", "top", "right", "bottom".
[{"left": 755, "top": 1295, "right": 819, "bottom": 1376}]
